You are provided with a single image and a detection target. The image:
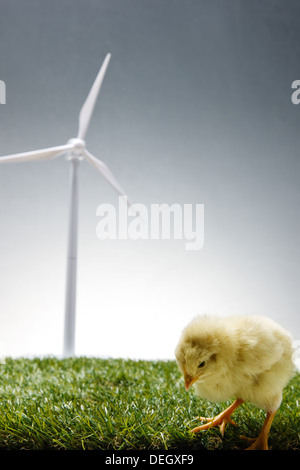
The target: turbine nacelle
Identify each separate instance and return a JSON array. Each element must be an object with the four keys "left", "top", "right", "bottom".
[
  {"left": 67, "top": 138, "right": 86, "bottom": 151},
  {"left": 66, "top": 138, "right": 85, "bottom": 160}
]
